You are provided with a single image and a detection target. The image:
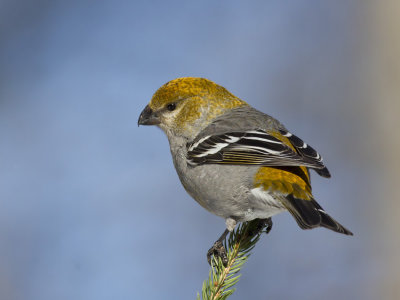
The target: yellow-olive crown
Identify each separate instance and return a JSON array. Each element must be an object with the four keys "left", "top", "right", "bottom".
[{"left": 148, "top": 77, "right": 248, "bottom": 136}]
